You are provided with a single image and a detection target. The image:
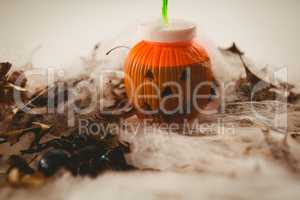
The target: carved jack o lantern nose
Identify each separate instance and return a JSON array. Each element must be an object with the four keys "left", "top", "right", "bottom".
[{"left": 124, "top": 20, "right": 213, "bottom": 122}]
